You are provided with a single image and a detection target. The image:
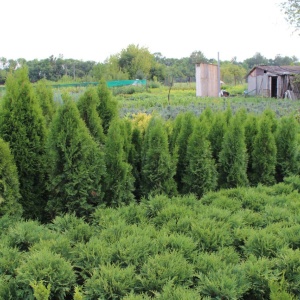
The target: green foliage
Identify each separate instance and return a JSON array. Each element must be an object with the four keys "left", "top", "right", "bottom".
[
  {"left": 141, "top": 117, "right": 177, "bottom": 196},
  {"left": 5, "top": 220, "right": 55, "bottom": 252},
  {"left": 242, "top": 256, "right": 278, "bottom": 300},
  {"left": 194, "top": 251, "right": 248, "bottom": 299},
  {"left": 182, "top": 120, "right": 217, "bottom": 197},
  {"left": 275, "top": 116, "right": 299, "bottom": 181},
  {"left": 16, "top": 249, "right": 76, "bottom": 300},
  {"left": 0, "top": 245, "right": 23, "bottom": 276},
  {"left": 46, "top": 94, "right": 106, "bottom": 218},
  {"left": 269, "top": 278, "right": 296, "bottom": 300},
  {"left": 0, "top": 275, "right": 18, "bottom": 300},
  {"left": 275, "top": 248, "right": 300, "bottom": 296},
  {"left": 207, "top": 111, "right": 227, "bottom": 163},
  {"left": 49, "top": 213, "right": 94, "bottom": 244},
  {"left": 252, "top": 114, "right": 277, "bottom": 185},
  {"left": 154, "top": 281, "right": 201, "bottom": 299},
  {"left": 97, "top": 78, "right": 118, "bottom": 134},
  {"left": 0, "top": 67, "right": 48, "bottom": 220},
  {"left": 173, "top": 112, "right": 196, "bottom": 193},
  {"left": 35, "top": 78, "right": 56, "bottom": 126},
  {"left": 244, "top": 114, "right": 258, "bottom": 183},
  {"left": 104, "top": 118, "right": 135, "bottom": 206},
  {"left": 281, "top": 0, "right": 300, "bottom": 33},
  {"left": 77, "top": 86, "right": 105, "bottom": 145},
  {"left": 73, "top": 286, "right": 84, "bottom": 300},
  {"left": 84, "top": 263, "right": 137, "bottom": 299},
  {"left": 128, "top": 126, "right": 143, "bottom": 200},
  {"left": 0, "top": 138, "right": 22, "bottom": 217},
  {"left": 219, "top": 115, "right": 248, "bottom": 188},
  {"left": 139, "top": 251, "right": 194, "bottom": 294},
  {"left": 243, "top": 229, "right": 288, "bottom": 258},
  {"left": 191, "top": 218, "right": 233, "bottom": 252},
  {"left": 30, "top": 280, "right": 51, "bottom": 300}
]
